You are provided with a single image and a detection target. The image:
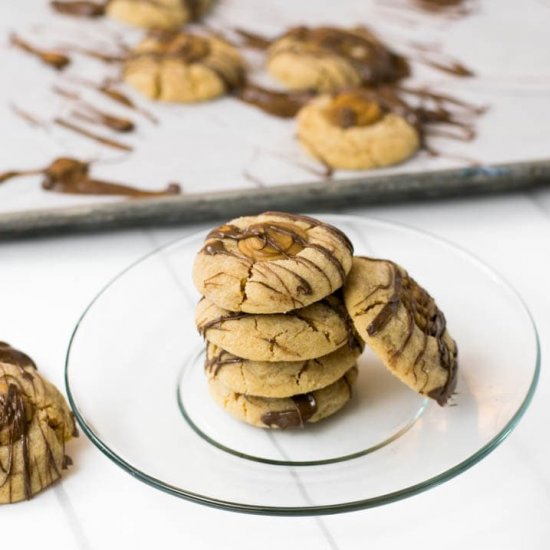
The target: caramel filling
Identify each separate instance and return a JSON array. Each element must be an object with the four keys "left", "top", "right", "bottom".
[
  {"left": 237, "top": 223, "right": 307, "bottom": 260},
  {"left": 324, "top": 92, "right": 384, "bottom": 129}
]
